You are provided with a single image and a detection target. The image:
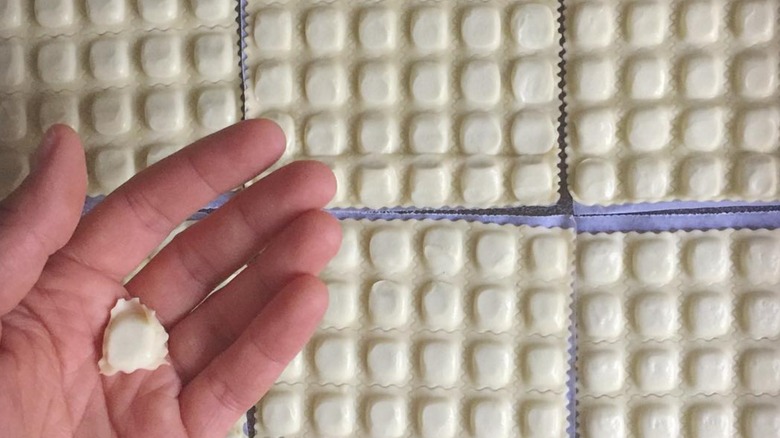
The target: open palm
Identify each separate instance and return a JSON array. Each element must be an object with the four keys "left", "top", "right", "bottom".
[{"left": 0, "top": 122, "right": 341, "bottom": 438}]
